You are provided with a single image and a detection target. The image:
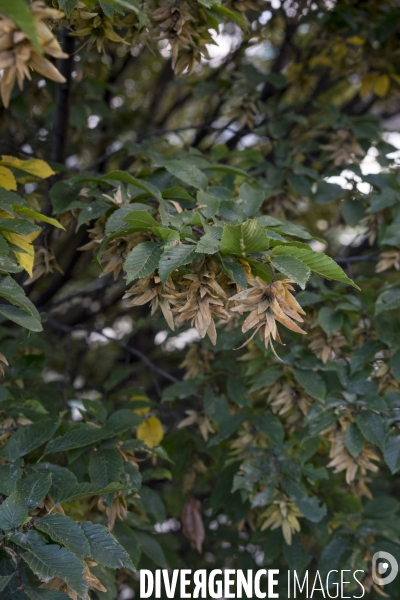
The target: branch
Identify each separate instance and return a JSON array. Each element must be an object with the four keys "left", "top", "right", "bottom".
[
  {"left": 50, "top": 27, "right": 75, "bottom": 163},
  {"left": 45, "top": 318, "right": 179, "bottom": 384},
  {"left": 334, "top": 254, "right": 379, "bottom": 264}
]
